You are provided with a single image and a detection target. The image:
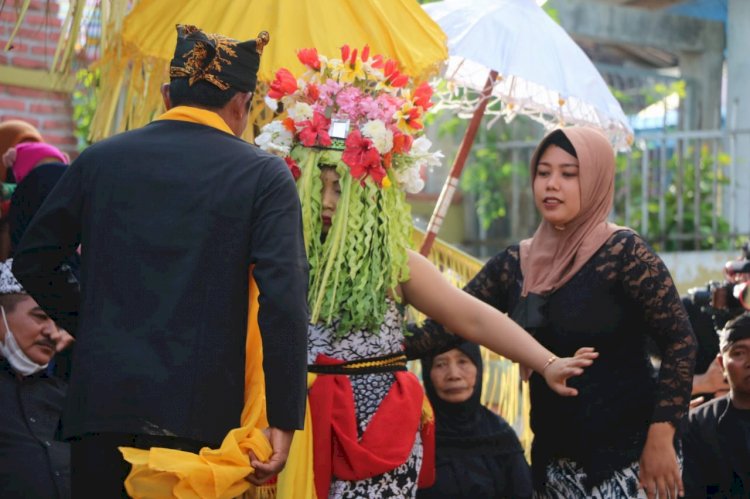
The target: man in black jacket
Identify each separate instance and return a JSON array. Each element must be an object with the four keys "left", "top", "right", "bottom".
[
  {"left": 683, "top": 312, "right": 750, "bottom": 498},
  {"left": 12, "top": 25, "right": 309, "bottom": 497},
  {"left": 0, "top": 259, "right": 71, "bottom": 499}
]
